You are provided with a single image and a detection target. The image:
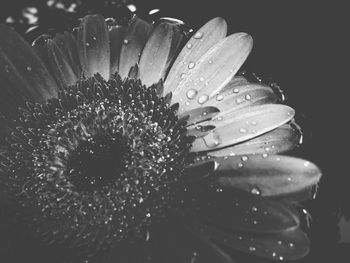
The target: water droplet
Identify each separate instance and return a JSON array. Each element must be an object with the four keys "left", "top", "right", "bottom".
[
  {"left": 249, "top": 246, "right": 256, "bottom": 252},
  {"left": 289, "top": 242, "right": 295, "bottom": 248},
  {"left": 279, "top": 256, "right": 284, "bottom": 261},
  {"left": 251, "top": 206, "right": 258, "bottom": 212},
  {"left": 239, "top": 128, "right": 247, "bottom": 133},
  {"left": 203, "top": 131, "right": 222, "bottom": 148},
  {"left": 237, "top": 162, "right": 243, "bottom": 168},
  {"left": 146, "top": 213, "right": 151, "bottom": 218},
  {"left": 185, "top": 101, "right": 190, "bottom": 106},
  {"left": 180, "top": 73, "right": 186, "bottom": 79},
  {"left": 233, "top": 88, "right": 239, "bottom": 93},
  {"left": 193, "top": 32, "right": 203, "bottom": 39},
  {"left": 186, "top": 89, "right": 198, "bottom": 100},
  {"left": 245, "top": 94, "right": 251, "bottom": 100},
  {"left": 277, "top": 240, "right": 283, "bottom": 245},
  {"left": 217, "top": 116, "right": 223, "bottom": 121},
  {"left": 188, "top": 62, "right": 195, "bottom": 69},
  {"left": 216, "top": 94, "right": 224, "bottom": 101},
  {"left": 251, "top": 187, "right": 261, "bottom": 196},
  {"left": 197, "top": 94, "right": 209, "bottom": 104},
  {"left": 304, "top": 161, "right": 310, "bottom": 167},
  {"left": 85, "top": 42, "right": 90, "bottom": 46},
  {"left": 26, "top": 66, "right": 32, "bottom": 71},
  {"left": 272, "top": 252, "right": 277, "bottom": 257},
  {"left": 262, "top": 153, "right": 268, "bottom": 158},
  {"left": 123, "top": 39, "right": 129, "bottom": 45},
  {"left": 241, "top": 156, "right": 248, "bottom": 162},
  {"left": 199, "top": 77, "right": 204, "bottom": 82},
  {"left": 236, "top": 98, "right": 243, "bottom": 104},
  {"left": 208, "top": 60, "right": 213, "bottom": 64},
  {"left": 187, "top": 43, "right": 192, "bottom": 49}
]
